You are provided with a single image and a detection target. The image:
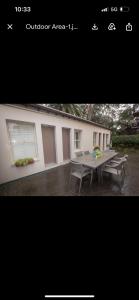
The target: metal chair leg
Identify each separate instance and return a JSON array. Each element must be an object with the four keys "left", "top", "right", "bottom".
[
  {"left": 69, "top": 173, "right": 72, "bottom": 185},
  {"left": 90, "top": 170, "right": 93, "bottom": 185},
  {"left": 119, "top": 168, "right": 125, "bottom": 191},
  {"left": 122, "top": 166, "right": 126, "bottom": 178},
  {"left": 123, "top": 163, "right": 126, "bottom": 176},
  {"left": 97, "top": 168, "right": 101, "bottom": 184},
  {"left": 98, "top": 167, "right": 103, "bottom": 184},
  {"left": 101, "top": 172, "right": 103, "bottom": 184},
  {"left": 79, "top": 178, "right": 82, "bottom": 194},
  {"left": 125, "top": 163, "right": 128, "bottom": 175}
]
